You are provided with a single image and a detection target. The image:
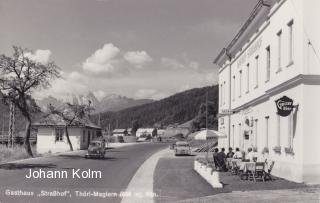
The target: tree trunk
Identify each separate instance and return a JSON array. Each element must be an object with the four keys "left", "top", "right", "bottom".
[
  {"left": 65, "top": 125, "right": 73, "bottom": 151},
  {"left": 24, "top": 118, "right": 33, "bottom": 157}
]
